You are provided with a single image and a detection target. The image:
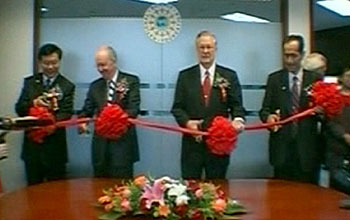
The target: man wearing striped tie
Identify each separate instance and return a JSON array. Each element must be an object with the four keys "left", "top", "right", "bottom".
[
  {"left": 79, "top": 45, "right": 140, "bottom": 178},
  {"left": 259, "top": 35, "right": 323, "bottom": 184}
]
